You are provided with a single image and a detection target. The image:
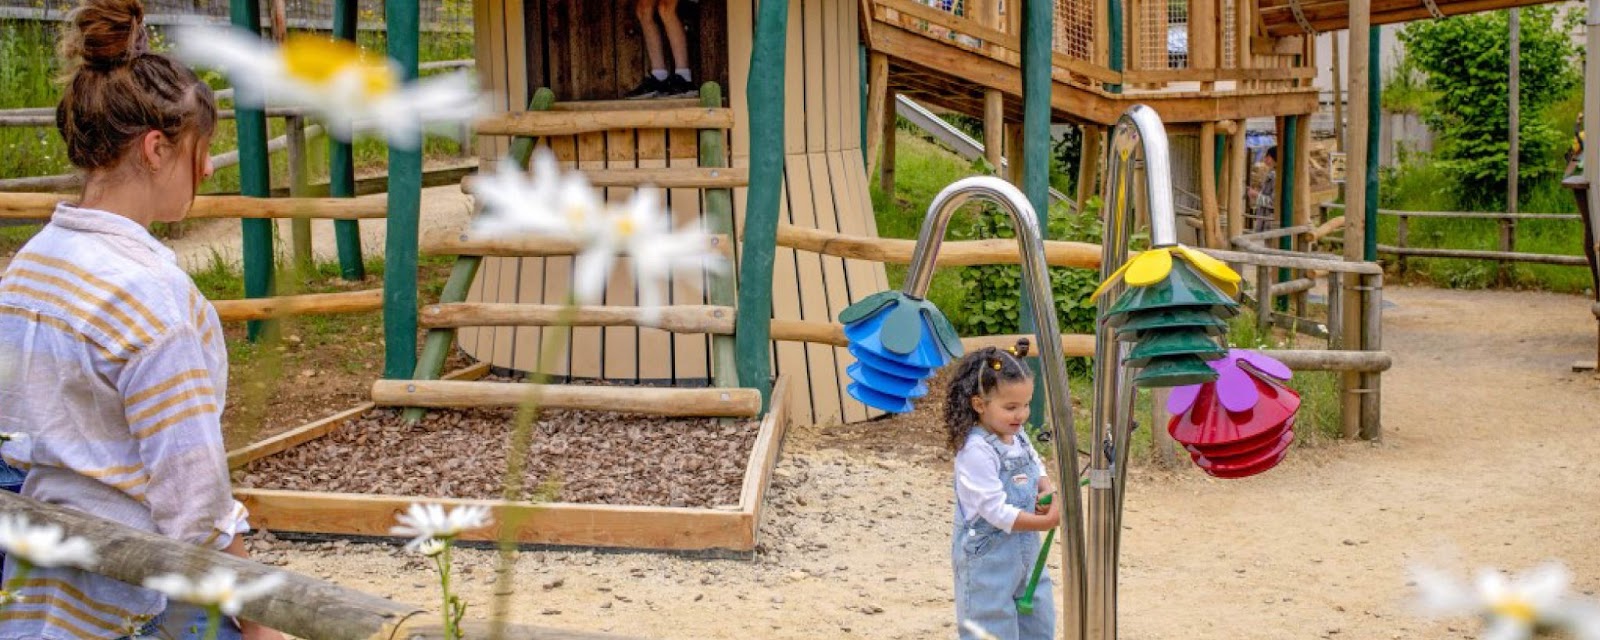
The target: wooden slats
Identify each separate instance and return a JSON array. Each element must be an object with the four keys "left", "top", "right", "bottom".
[
  {"left": 370, "top": 380, "right": 764, "bottom": 417},
  {"left": 475, "top": 108, "right": 736, "bottom": 137},
  {"left": 211, "top": 289, "right": 384, "bottom": 322},
  {"left": 464, "top": 167, "right": 748, "bottom": 193},
  {"left": 420, "top": 302, "right": 736, "bottom": 334},
  {"left": 774, "top": 222, "right": 1103, "bottom": 268},
  {"left": 0, "top": 193, "right": 388, "bottom": 221},
  {"left": 421, "top": 226, "right": 735, "bottom": 259},
  {"left": 547, "top": 98, "right": 701, "bottom": 112}
]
